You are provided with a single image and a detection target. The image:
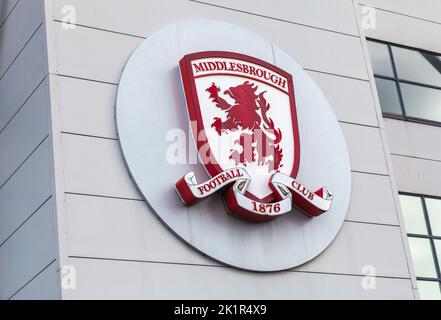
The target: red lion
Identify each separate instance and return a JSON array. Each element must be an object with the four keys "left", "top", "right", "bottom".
[{"left": 206, "top": 81, "right": 283, "bottom": 172}]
